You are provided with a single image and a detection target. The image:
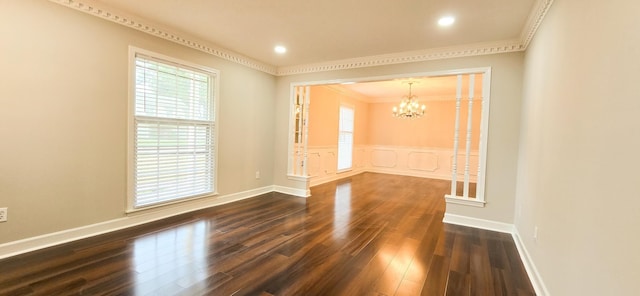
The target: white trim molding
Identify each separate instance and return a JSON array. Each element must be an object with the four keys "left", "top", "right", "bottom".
[
  {"left": 442, "top": 213, "right": 514, "bottom": 233},
  {"left": 0, "top": 186, "right": 275, "bottom": 260},
  {"left": 306, "top": 145, "right": 478, "bottom": 187},
  {"left": 512, "top": 229, "right": 551, "bottom": 296},
  {"left": 48, "top": 0, "right": 554, "bottom": 76},
  {"left": 277, "top": 40, "right": 523, "bottom": 76},
  {"left": 47, "top": 0, "right": 277, "bottom": 75},
  {"left": 286, "top": 174, "right": 310, "bottom": 182},
  {"left": 272, "top": 185, "right": 311, "bottom": 198},
  {"left": 310, "top": 168, "right": 365, "bottom": 187},
  {"left": 445, "top": 195, "right": 487, "bottom": 208},
  {"left": 520, "top": 0, "right": 555, "bottom": 48}
]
